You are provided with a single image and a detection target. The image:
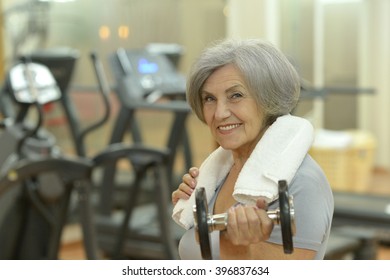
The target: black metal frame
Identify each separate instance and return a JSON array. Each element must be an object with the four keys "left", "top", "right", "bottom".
[{"left": 0, "top": 157, "right": 98, "bottom": 259}]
